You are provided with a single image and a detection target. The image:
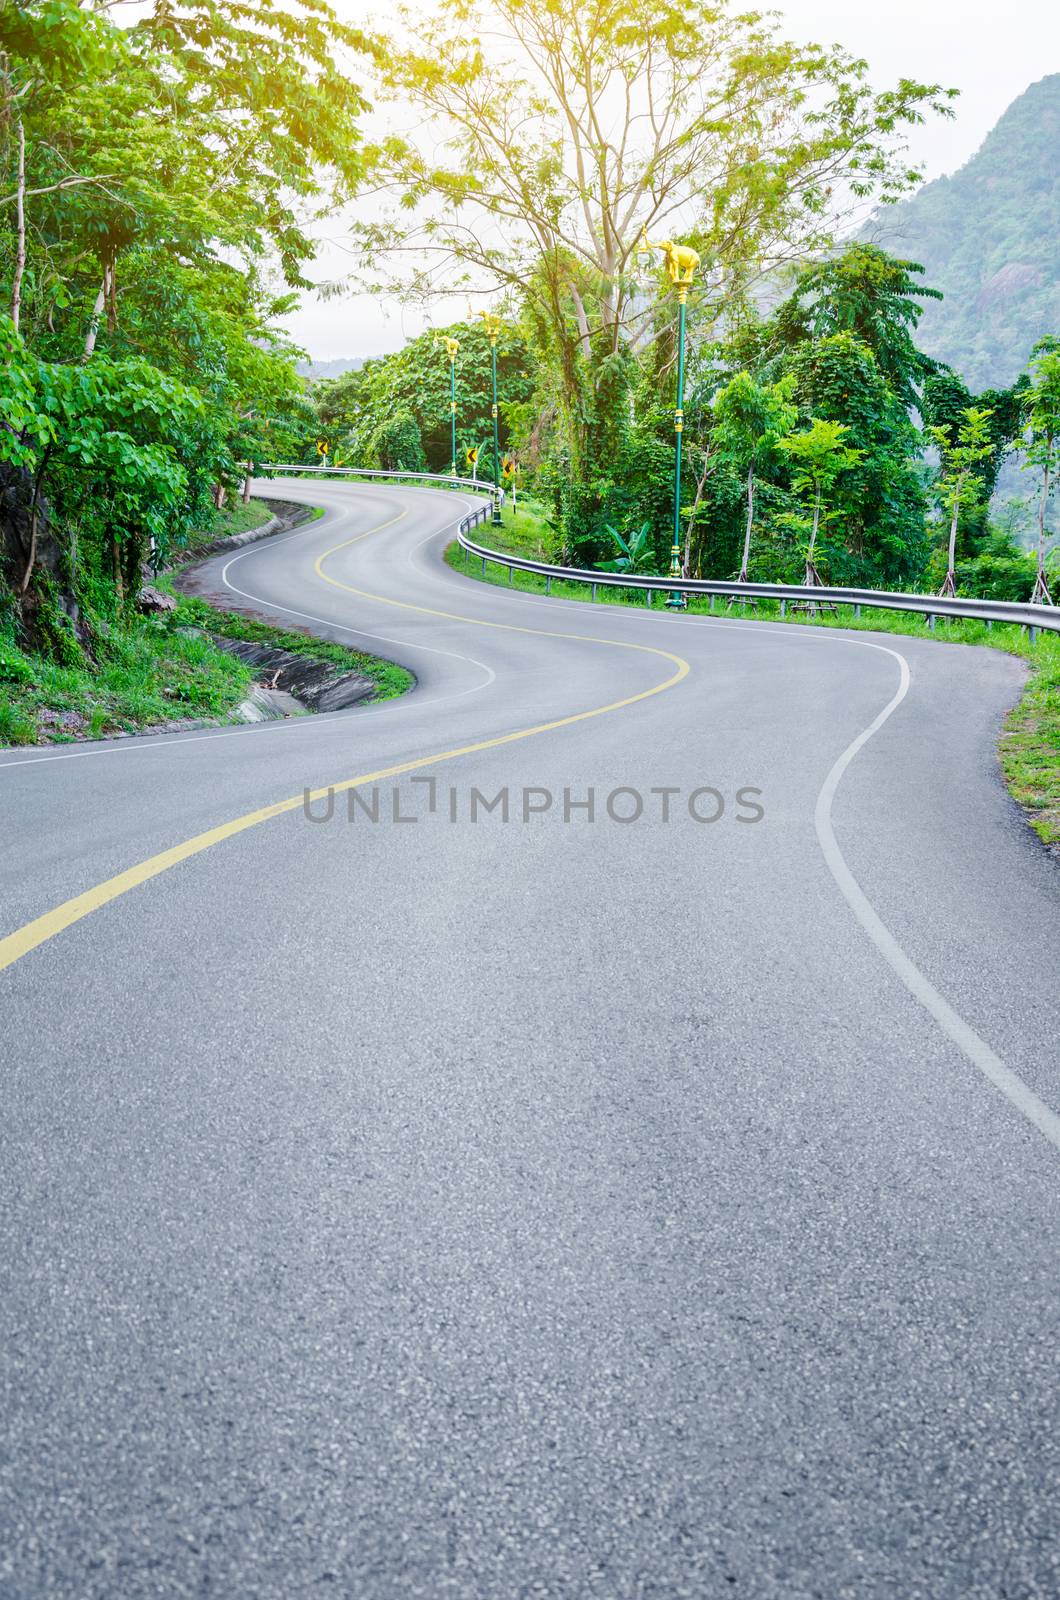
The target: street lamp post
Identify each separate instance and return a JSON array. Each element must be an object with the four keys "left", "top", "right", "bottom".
[
  {"left": 436, "top": 336, "right": 460, "bottom": 476},
  {"left": 479, "top": 311, "right": 504, "bottom": 525},
  {"left": 638, "top": 233, "right": 701, "bottom": 609}
]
